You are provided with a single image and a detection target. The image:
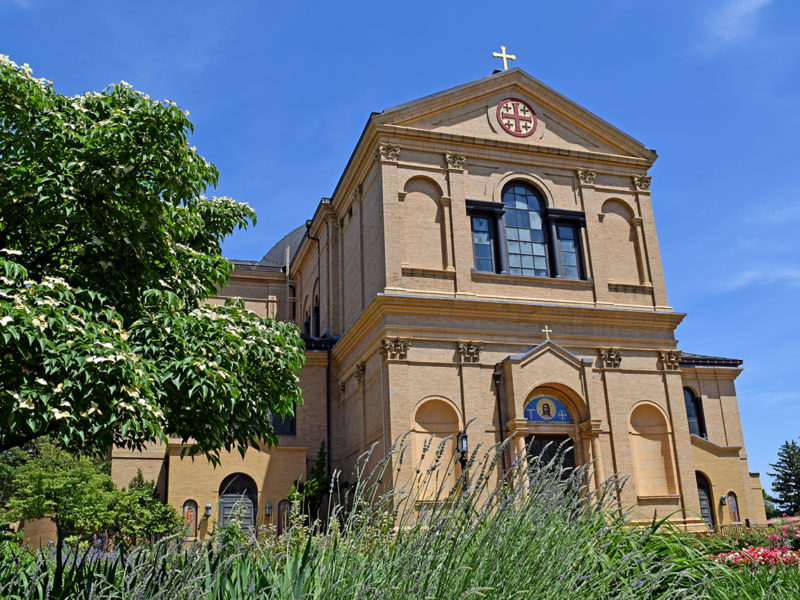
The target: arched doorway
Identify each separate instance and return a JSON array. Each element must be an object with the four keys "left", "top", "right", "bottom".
[
  {"left": 522, "top": 392, "right": 578, "bottom": 476},
  {"left": 696, "top": 472, "right": 715, "bottom": 531},
  {"left": 218, "top": 473, "right": 258, "bottom": 531}
]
